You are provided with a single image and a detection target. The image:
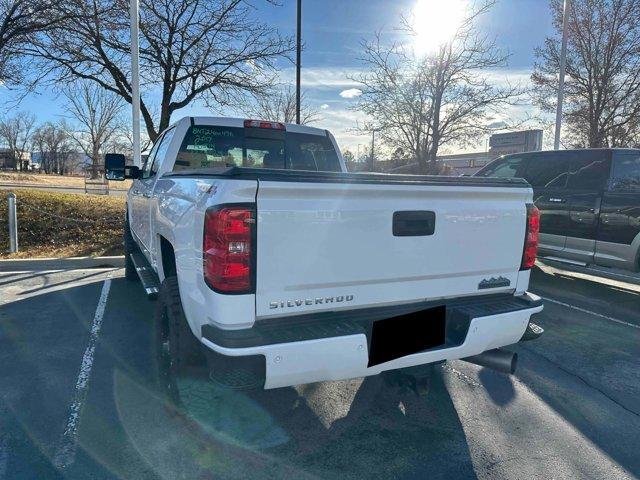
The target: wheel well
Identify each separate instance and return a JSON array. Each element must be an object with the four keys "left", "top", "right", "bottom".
[{"left": 159, "top": 236, "right": 177, "bottom": 279}]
